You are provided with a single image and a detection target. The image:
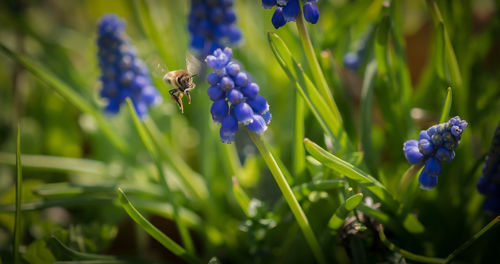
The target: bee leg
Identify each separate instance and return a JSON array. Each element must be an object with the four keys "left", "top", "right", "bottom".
[
  {"left": 185, "top": 90, "right": 191, "bottom": 104},
  {"left": 169, "top": 89, "right": 184, "bottom": 113}
]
